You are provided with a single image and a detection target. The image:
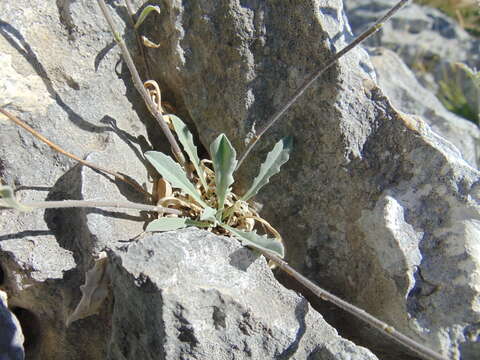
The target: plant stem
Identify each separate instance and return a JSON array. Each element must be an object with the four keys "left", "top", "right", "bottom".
[
  {"left": 0, "top": 108, "right": 149, "bottom": 196},
  {"left": 236, "top": 0, "right": 410, "bottom": 170},
  {"left": 96, "top": 0, "right": 186, "bottom": 166},
  {"left": 18, "top": 199, "right": 181, "bottom": 215},
  {"left": 124, "top": 0, "right": 152, "bottom": 80},
  {"left": 261, "top": 250, "right": 447, "bottom": 360}
]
